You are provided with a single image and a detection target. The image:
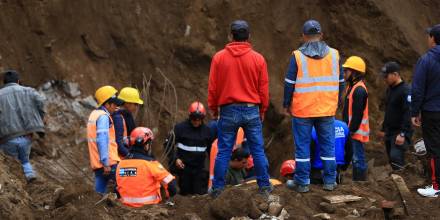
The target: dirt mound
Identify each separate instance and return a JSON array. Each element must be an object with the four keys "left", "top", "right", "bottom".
[{"left": 1, "top": 0, "right": 440, "bottom": 219}]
